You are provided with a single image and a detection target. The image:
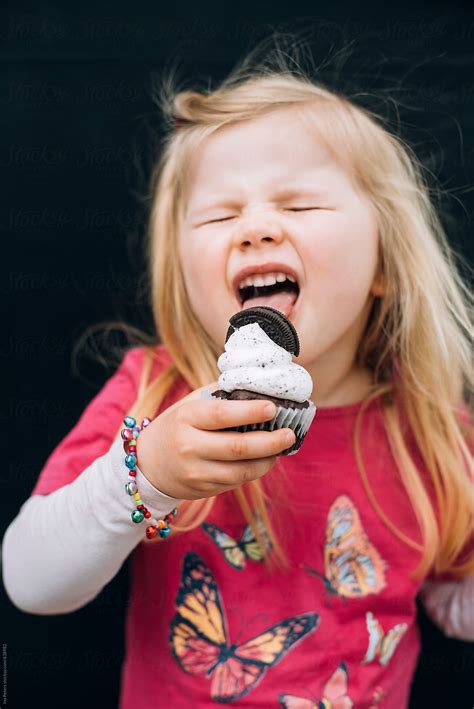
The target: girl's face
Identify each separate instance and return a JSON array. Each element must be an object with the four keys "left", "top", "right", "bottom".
[{"left": 179, "top": 106, "right": 382, "bottom": 401}]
